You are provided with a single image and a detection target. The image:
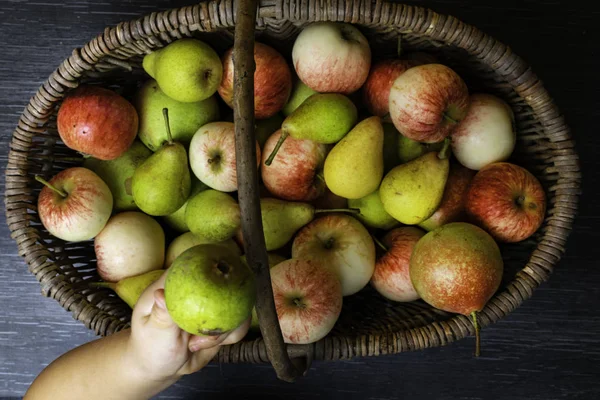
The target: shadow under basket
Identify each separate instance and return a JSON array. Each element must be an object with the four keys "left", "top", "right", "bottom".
[{"left": 4, "top": 0, "right": 580, "bottom": 380}]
